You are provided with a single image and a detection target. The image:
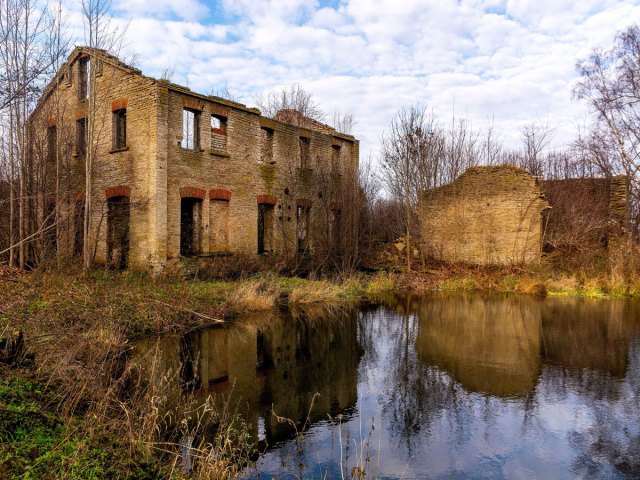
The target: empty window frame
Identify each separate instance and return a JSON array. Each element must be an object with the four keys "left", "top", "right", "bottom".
[
  {"left": 180, "top": 197, "right": 203, "bottom": 256},
  {"left": 296, "top": 205, "right": 310, "bottom": 253},
  {"left": 78, "top": 56, "right": 89, "bottom": 100},
  {"left": 181, "top": 109, "right": 200, "bottom": 150},
  {"left": 47, "top": 126, "right": 57, "bottom": 164},
  {"left": 112, "top": 108, "right": 126, "bottom": 150},
  {"left": 299, "top": 136, "right": 310, "bottom": 169},
  {"left": 73, "top": 200, "right": 85, "bottom": 257},
  {"left": 210, "top": 114, "right": 227, "bottom": 150},
  {"left": 107, "top": 196, "right": 130, "bottom": 270},
  {"left": 260, "top": 127, "right": 274, "bottom": 163},
  {"left": 331, "top": 145, "right": 341, "bottom": 173},
  {"left": 257, "top": 203, "right": 275, "bottom": 254},
  {"left": 76, "top": 118, "right": 86, "bottom": 159}
]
